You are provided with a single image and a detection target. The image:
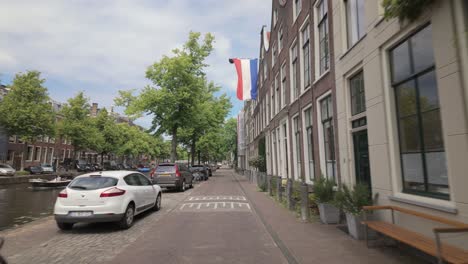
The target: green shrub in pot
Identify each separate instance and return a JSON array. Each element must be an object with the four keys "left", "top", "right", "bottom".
[
  {"left": 334, "top": 183, "right": 372, "bottom": 239},
  {"left": 313, "top": 177, "right": 340, "bottom": 224}
]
